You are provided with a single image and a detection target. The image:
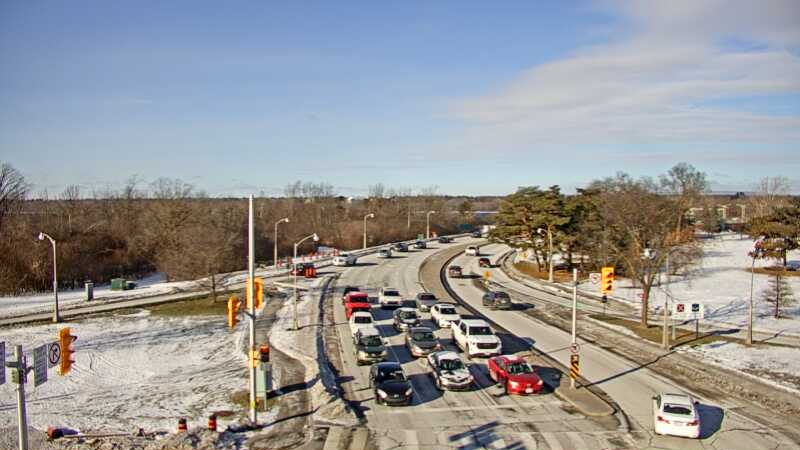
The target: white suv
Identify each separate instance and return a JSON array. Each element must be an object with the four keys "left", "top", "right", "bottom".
[
  {"left": 431, "top": 303, "right": 460, "bottom": 328},
  {"left": 465, "top": 246, "right": 479, "bottom": 256},
  {"left": 378, "top": 287, "right": 402, "bottom": 308},
  {"left": 333, "top": 253, "right": 357, "bottom": 266},
  {"left": 349, "top": 311, "right": 375, "bottom": 337},
  {"left": 451, "top": 319, "right": 501, "bottom": 359}
]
